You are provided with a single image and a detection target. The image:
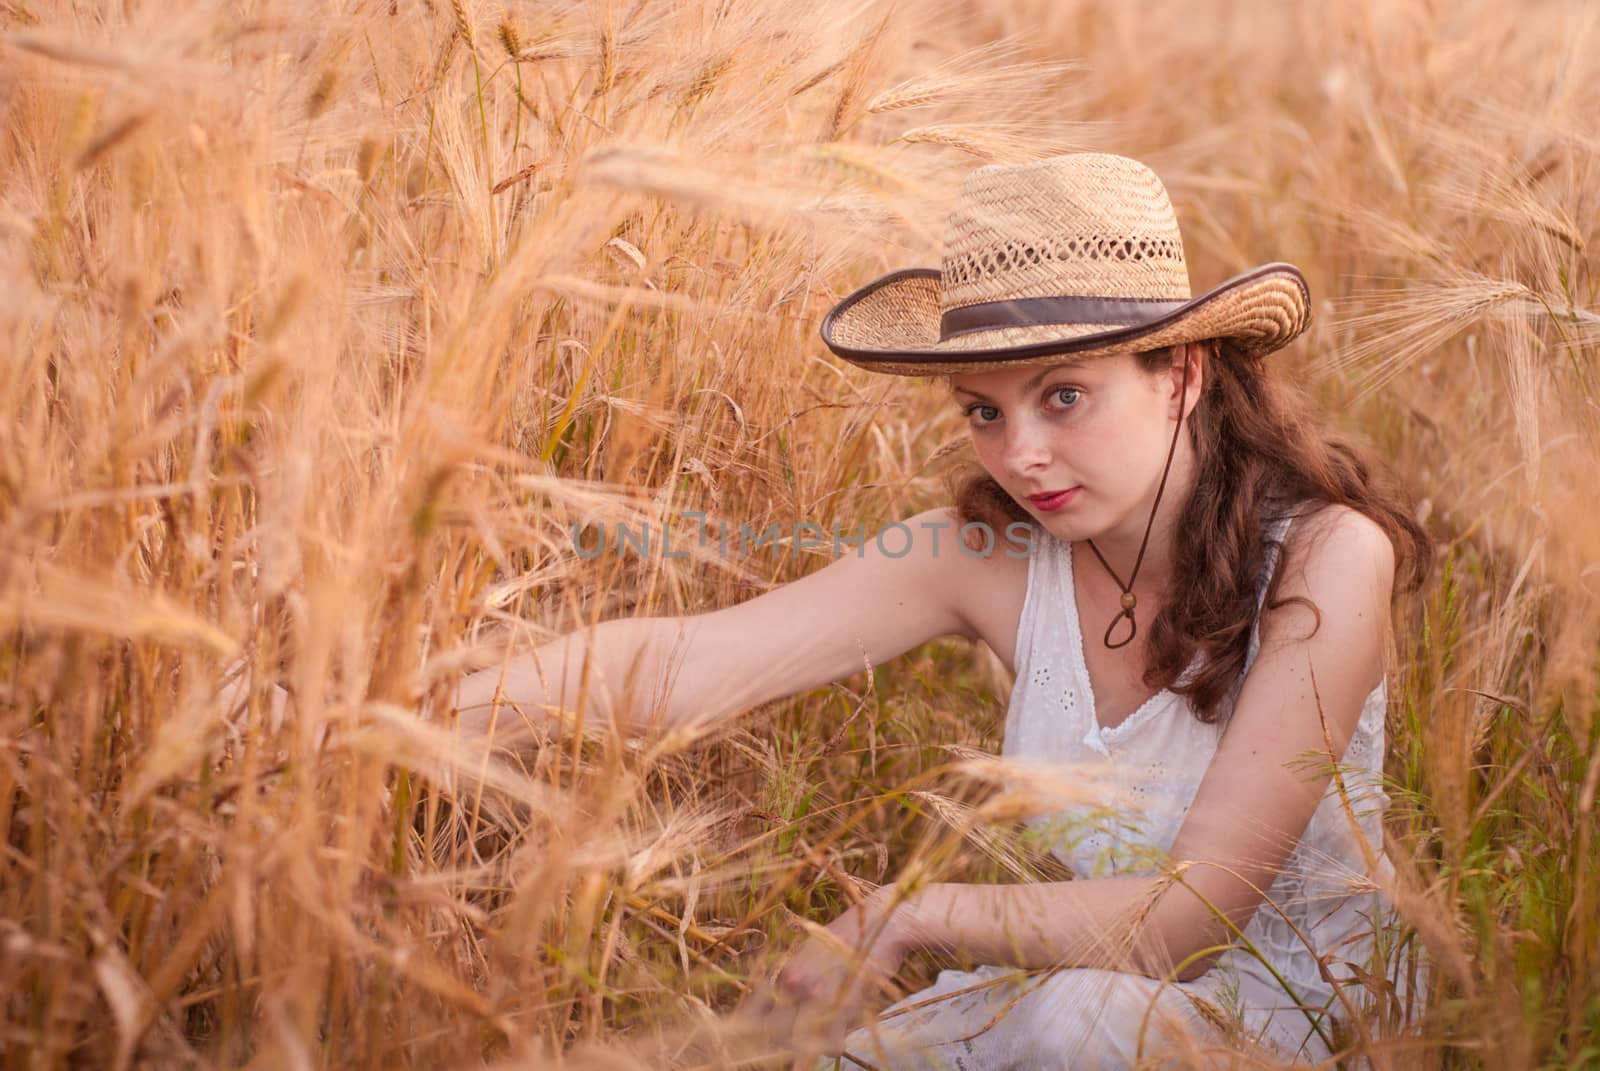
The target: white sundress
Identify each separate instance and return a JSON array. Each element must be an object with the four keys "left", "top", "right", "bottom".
[{"left": 825, "top": 503, "right": 1406, "bottom": 1069}]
